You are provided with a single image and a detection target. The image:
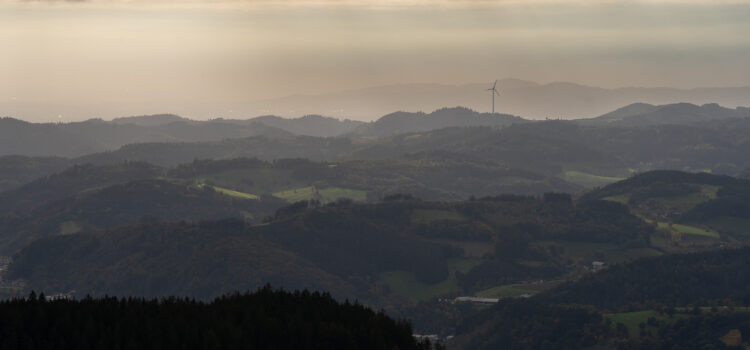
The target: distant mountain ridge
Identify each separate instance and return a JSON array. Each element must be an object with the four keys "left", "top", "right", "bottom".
[
  {"left": 252, "top": 79, "right": 750, "bottom": 120},
  {"left": 112, "top": 114, "right": 188, "bottom": 126},
  {"left": 0, "top": 116, "right": 295, "bottom": 157},
  {"left": 0, "top": 107, "right": 524, "bottom": 157},
  {"left": 584, "top": 102, "right": 750, "bottom": 126}
]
